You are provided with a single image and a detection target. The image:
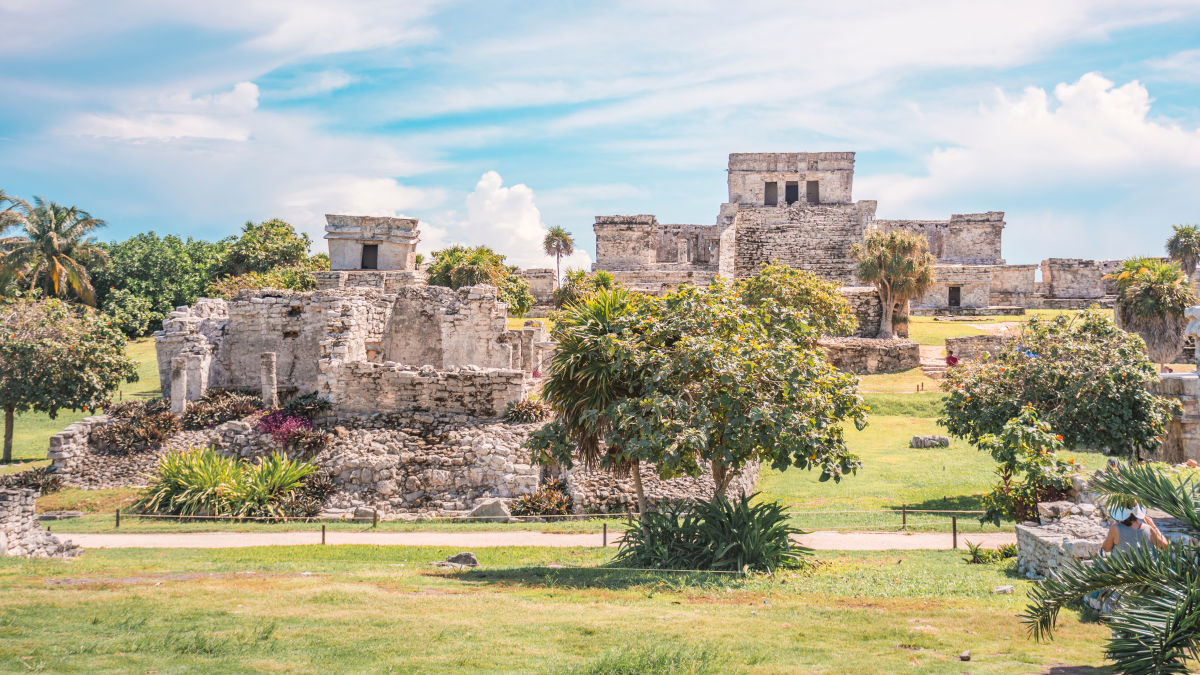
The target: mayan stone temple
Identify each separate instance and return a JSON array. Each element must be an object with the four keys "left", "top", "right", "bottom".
[{"left": 593, "top": 152, "right": 1126, "bottom": 314}]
